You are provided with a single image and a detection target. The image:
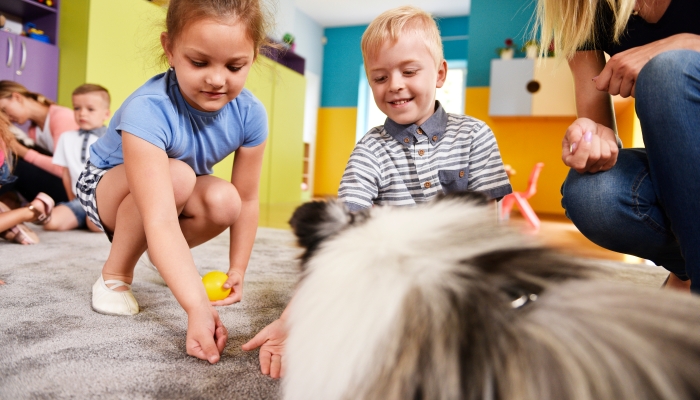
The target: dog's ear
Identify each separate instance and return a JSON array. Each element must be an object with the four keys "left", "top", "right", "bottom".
[
  {"left": 434, "top": 190, "right": 489, "bottom": 205},
  {"left": 289, "top": 200, "right": 368, "bottom": 267}
]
